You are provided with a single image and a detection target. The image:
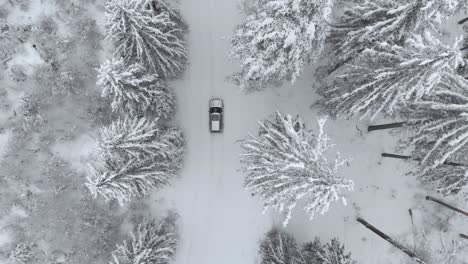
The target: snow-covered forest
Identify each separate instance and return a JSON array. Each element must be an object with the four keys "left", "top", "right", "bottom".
[{"left": 0, "top": 0, "right": 468, "bottom": 263}]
